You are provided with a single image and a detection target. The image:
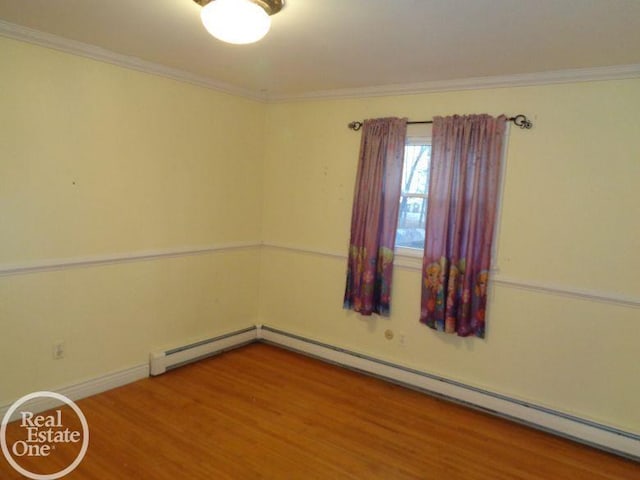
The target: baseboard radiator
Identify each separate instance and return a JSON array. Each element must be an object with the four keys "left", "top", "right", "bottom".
[
  {"left": 257, "top": 325, "right": 640, "bottom": 461},
  {"left": 149, "top": 326, "right": 257, "bottom": 376},
  {"left": 146, "top": 324, "right": 638, "bottom": 460}
]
